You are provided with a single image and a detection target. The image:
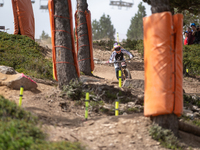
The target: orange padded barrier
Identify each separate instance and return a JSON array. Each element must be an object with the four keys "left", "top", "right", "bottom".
[
  {"left": 143, "top": 12, "right": 174, "bottom": 116},
  {"left": 11, "top": 0, "right": 35, "bottom": 40},
  {"left": 48, "top": 0, "right": 80, "bottom": 81},
  {"left": 173, "top": 14, "right": 183, "bottom": 117},
  {"left": 48, "top": 0, "right": 57, "bottom": 80},
  {"left": 75, "top": 10, "right": 95, "bottom": 71},
  {"left": 143, "top": 12, "right": 183, "bottom": 117},
  {"left": 85, "top": 10, "right": 94, "bottom": 71}
]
